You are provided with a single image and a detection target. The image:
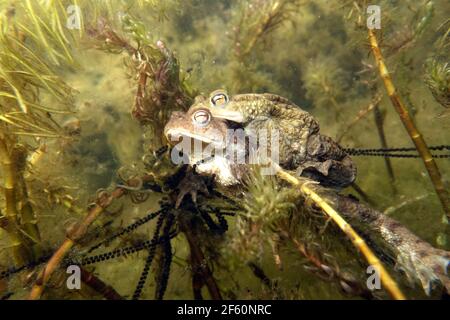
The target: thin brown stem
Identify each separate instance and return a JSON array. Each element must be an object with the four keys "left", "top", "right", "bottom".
[
  {"left": 247, "top": 261, "right": 278, "bottom": 292},
  {"left": 279, "top": 230, "right": 373, "bottom": 299},
  {"left": 351, "top": 182, "right": 375, "bottom": 206},
  {"left": 373, "top": 105, "right": 396, "bottom": 194},
  {"left": 28, "top": 187, "right": 125, "bottom": 300},
  {"left": 14, "top": 145, "right": 42, "bottom": 257},
  {"left": 79, "top": 267, "right": 124, "bottom": 300},
  {"left": 190, "top": 250, "right": 205, "bottom": 300},
  {"left": 0, "top": 135, "right": 32, "bottom": 266},
  {"left": 275, "top": 166, "right": 406, "bottom": 300},
  {"left": 337, "top": 94, "right": 382, "bottom": 143},
  {"left": 368, "top": 29, "right": 449, "bottom": 219},
  {"left": 179, "top": 217, "right": 222, "bottom": 300}
]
